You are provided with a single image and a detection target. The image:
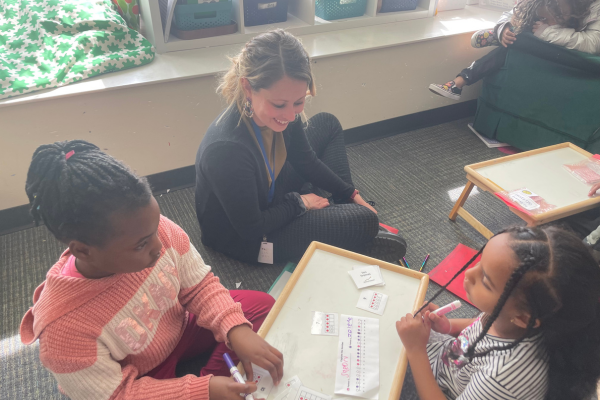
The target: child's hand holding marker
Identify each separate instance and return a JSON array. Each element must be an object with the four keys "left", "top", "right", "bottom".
[
  {"left": 228, "top": 324, "right": 284, "bottom": 384},
  {"left": 396, "top": 310, "right": 432, "bottom": 354},
  {"left": 209, "top": 376, "right": 259, "bottom": 400},
  {"left": 417, "top": 301, "right": 461, "bottom": 335}
]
